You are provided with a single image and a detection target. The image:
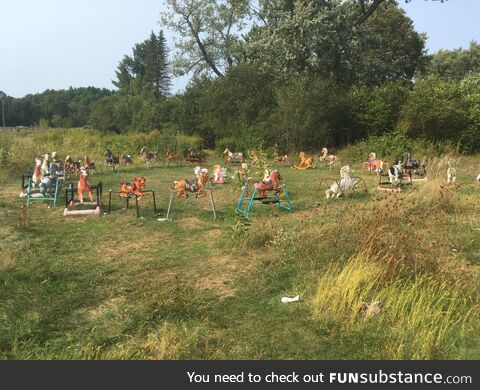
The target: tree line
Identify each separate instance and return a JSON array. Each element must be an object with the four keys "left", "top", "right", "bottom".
[{"left": 3, "top": 0, "right": 480, "bottom": 152}]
